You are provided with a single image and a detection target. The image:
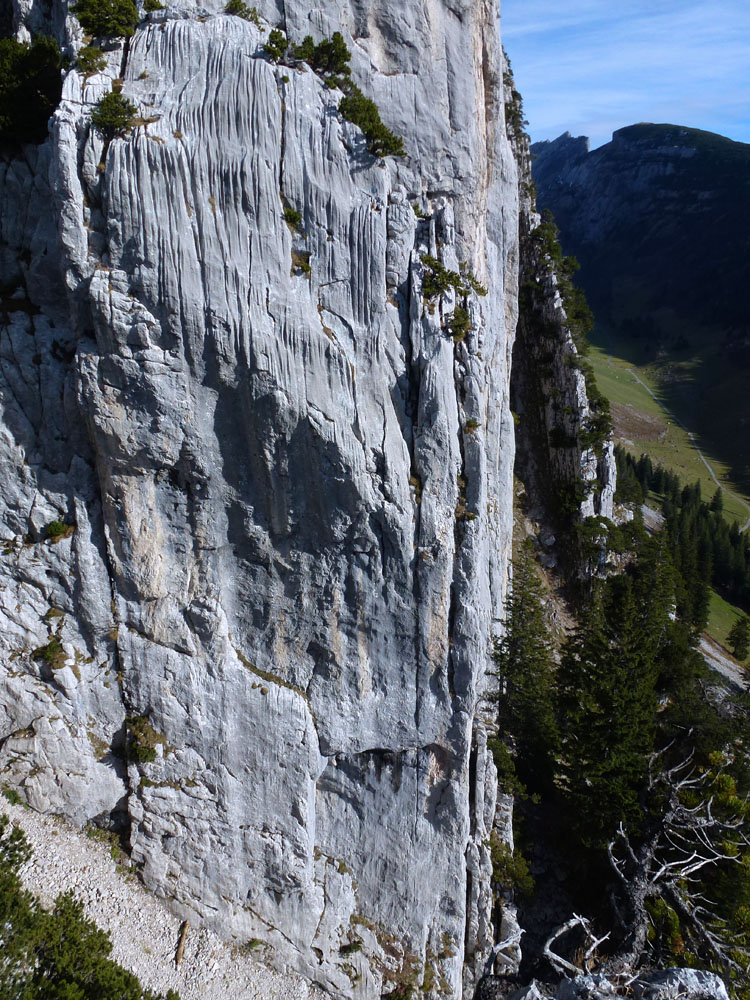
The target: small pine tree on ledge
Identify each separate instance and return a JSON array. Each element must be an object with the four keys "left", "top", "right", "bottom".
[
  {"left": 73, "top": 0, "right": 139, "bottom": 38},
  {"left": 264, "top": 29, "right": 288, "bottom": 62},
  {"left": 338, "top": 83, "right": 405, "bottom": 157},
  {"left": 262, "top": 30, "right": 405, "bottom": 158},
  {"left": 90, "top": 91, "right": 138, "bottom": 139},
  {"left": 224, "top": 0, "right": 261, "bottom": 25},
  {"left": 76, "top": 45, "right": 107, "bottom": 76}
]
